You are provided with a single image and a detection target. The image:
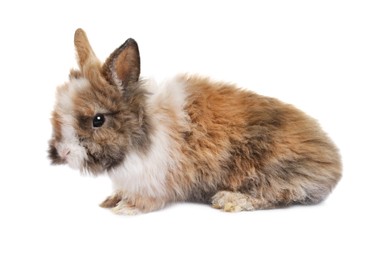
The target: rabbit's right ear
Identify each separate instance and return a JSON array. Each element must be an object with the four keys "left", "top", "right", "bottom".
[
  {"left": 74, "top": 28, "right": 99, "bottom": 72},
  {"left": 102, "top": 38, "right": 141, "bottom": 91}
]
